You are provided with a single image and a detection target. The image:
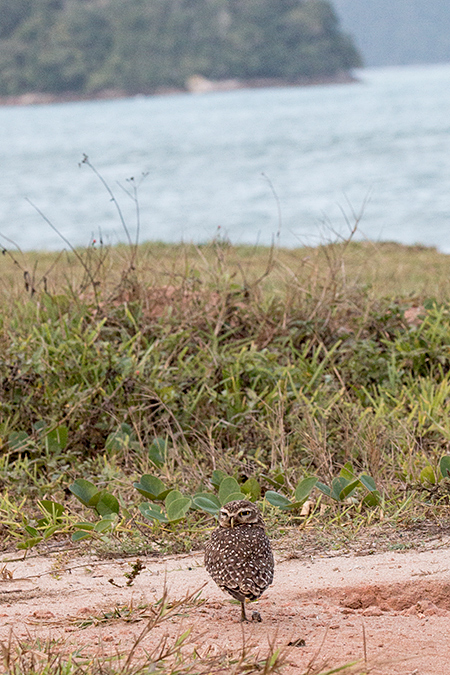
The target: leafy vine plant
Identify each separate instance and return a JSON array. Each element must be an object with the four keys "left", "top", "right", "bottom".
[
  {"left": 69, "top": 452, "right": 384, "bottom": 542},
  {"left": 16, "top": 430, "right": 395, "bottom": 552},
  {"left": 18, "top": 422, "right": 450, "bottom": 552}
]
